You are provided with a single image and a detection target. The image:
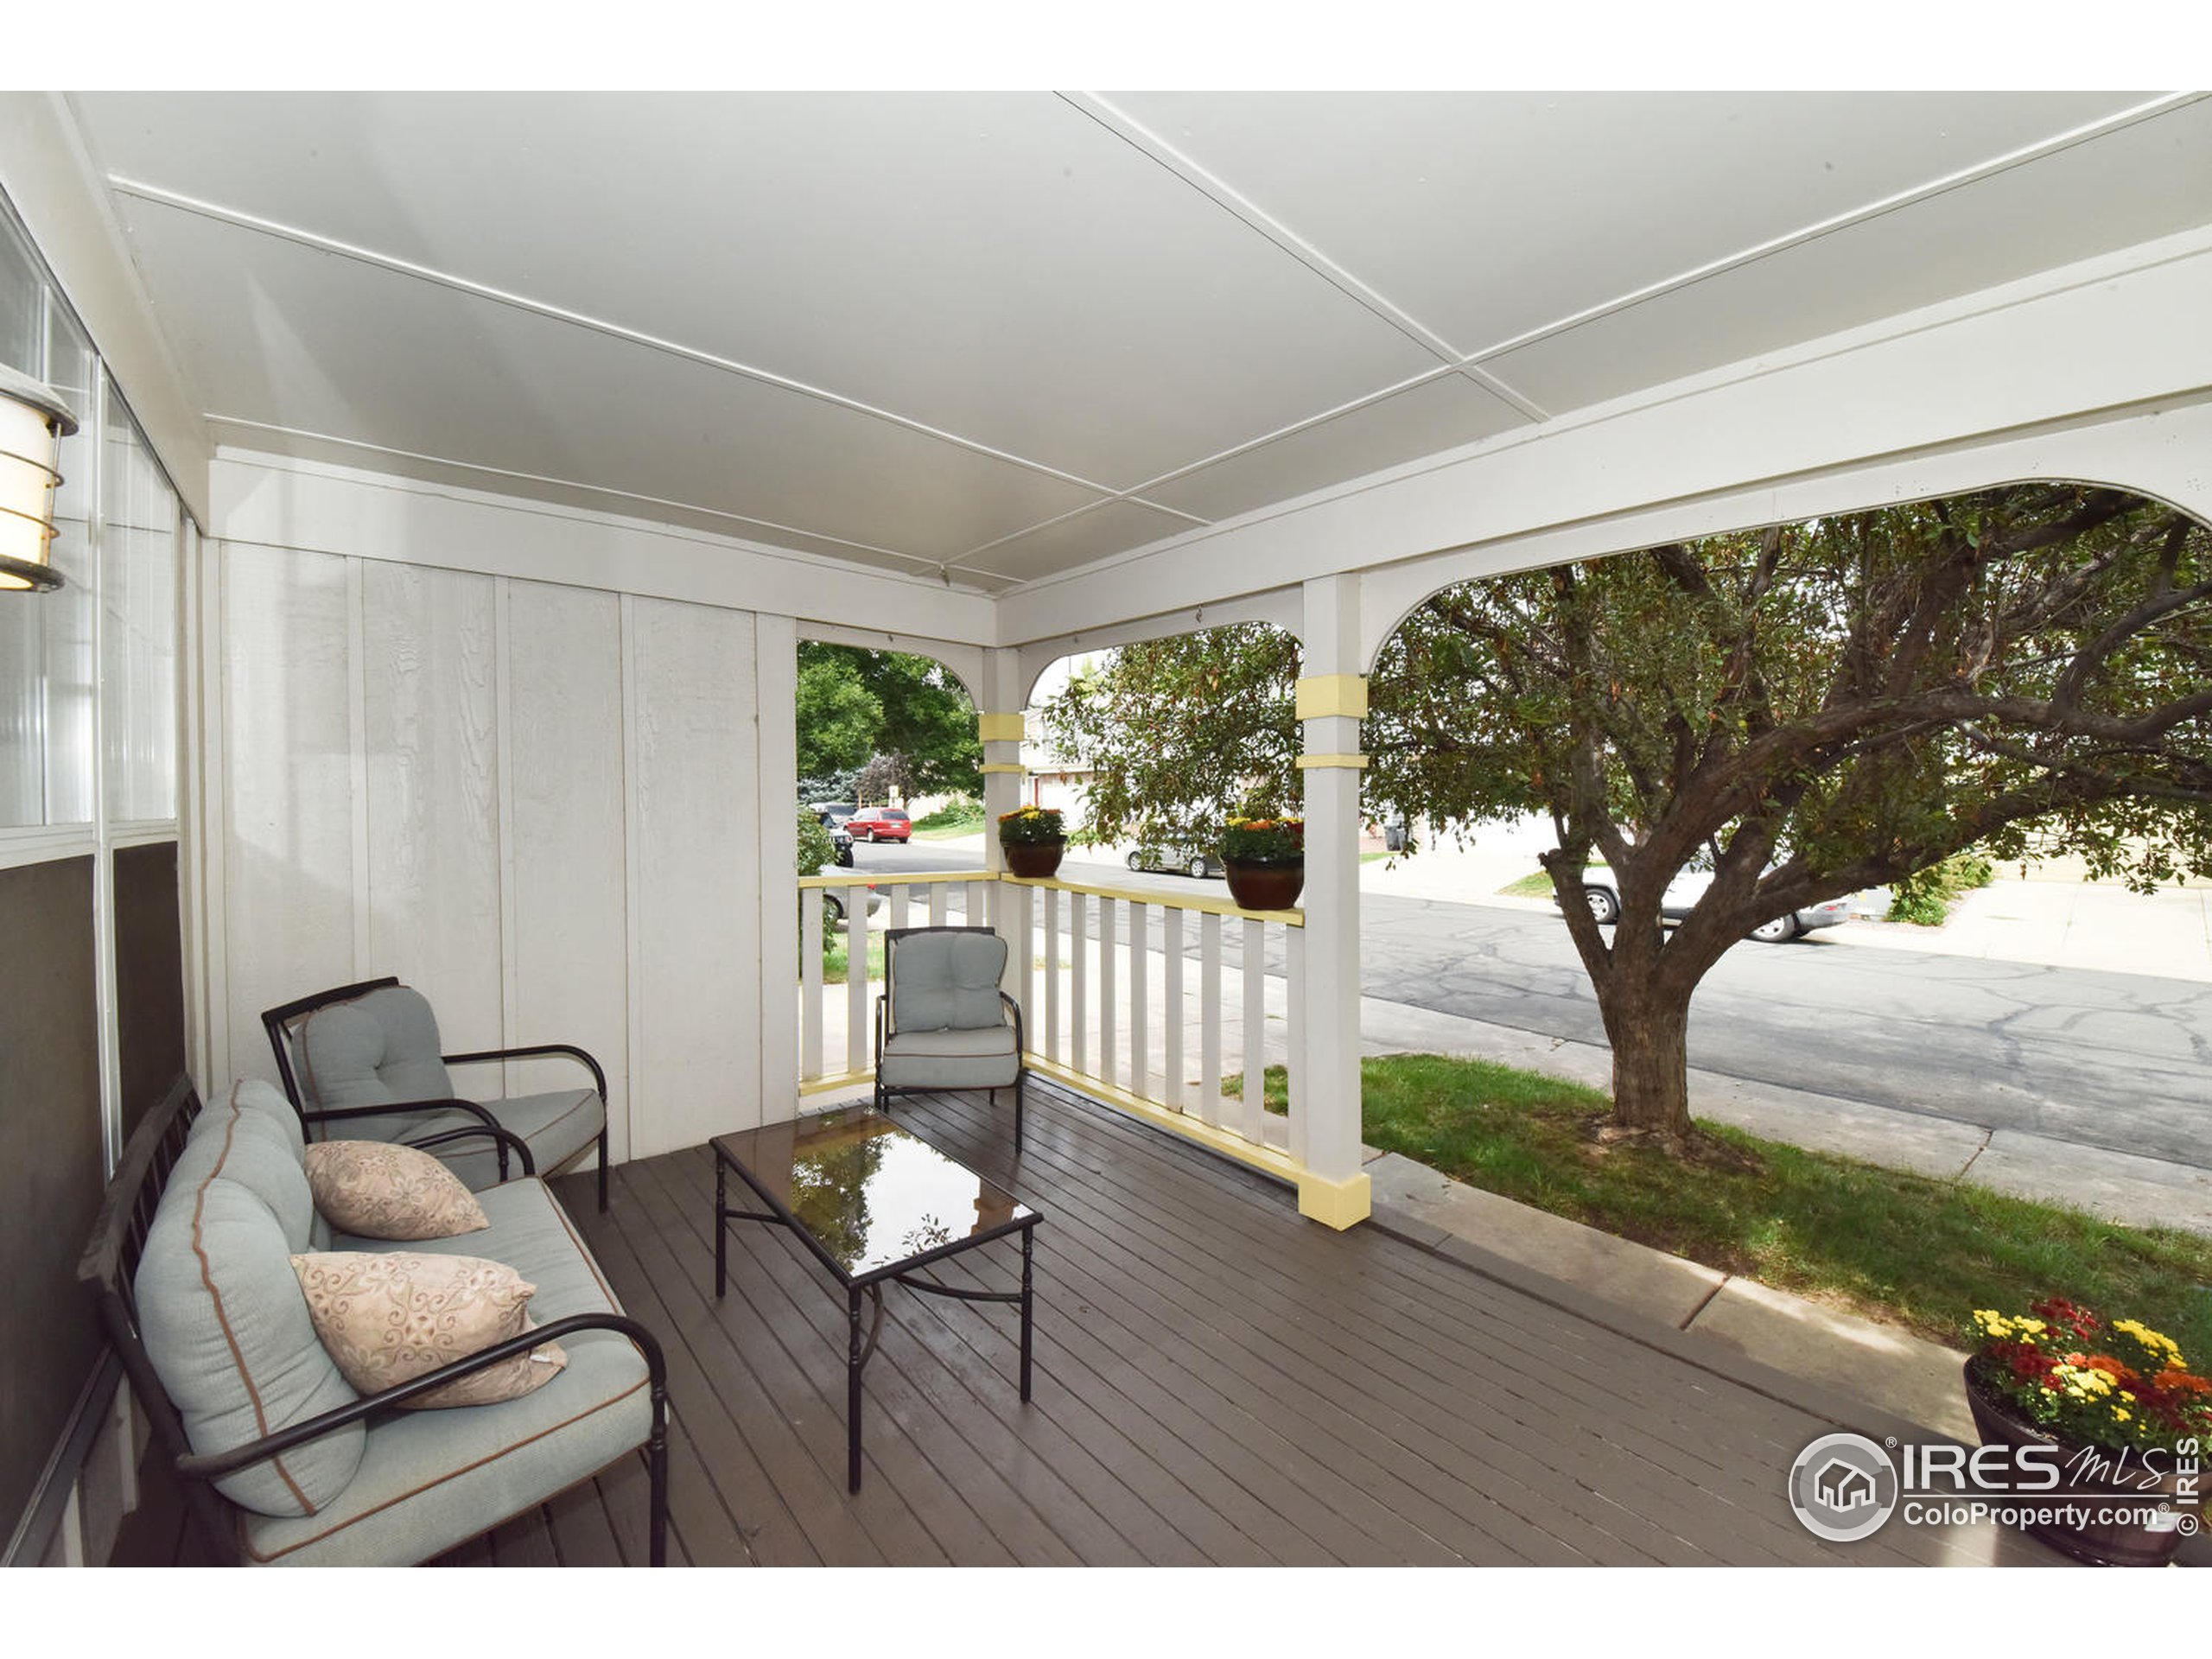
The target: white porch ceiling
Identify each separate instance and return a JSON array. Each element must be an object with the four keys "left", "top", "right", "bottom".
[{"left": 62, "top": 90, "right": 2212, "bottom": 595}]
